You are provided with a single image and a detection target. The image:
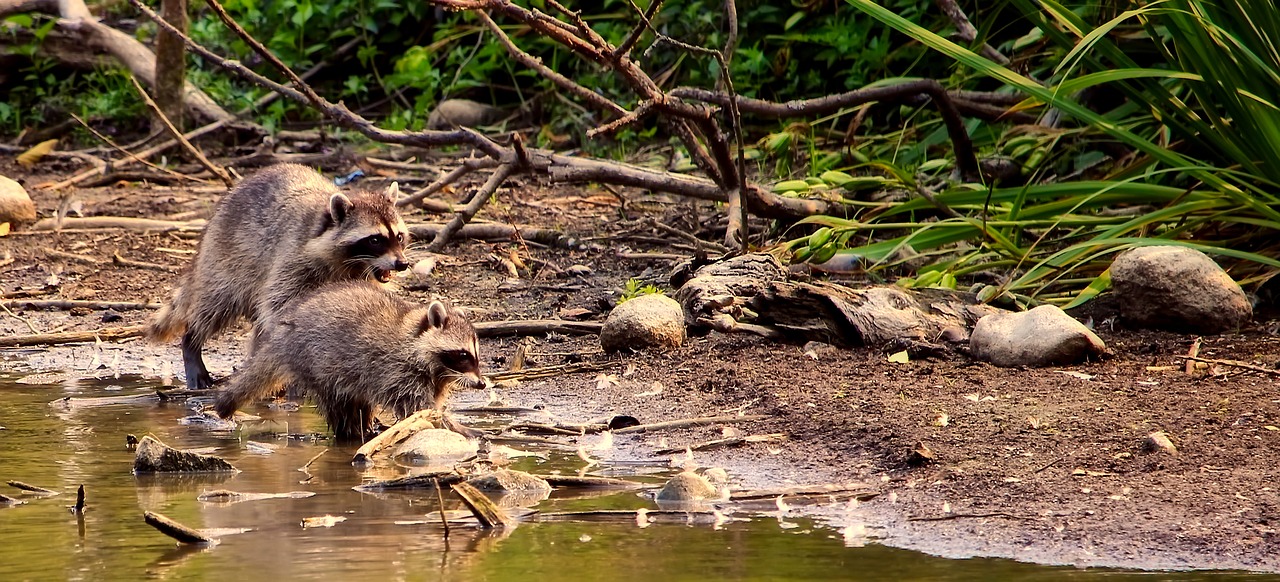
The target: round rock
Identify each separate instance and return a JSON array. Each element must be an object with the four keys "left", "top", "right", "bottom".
[
  {"left": 392, "top": 429, "right": 478, "bottom": 464},
  {"left": 970, "top": 305, "right": 1106, "bottom": 367},
  {"left": 426, "top": 99, "right": 504, "bottom": 130},
  {"left": 1109, "top": 246, "right": 1251, "bottom": 334},
  {"left": 466, "top": 469, "right": 552, "bottom": 494},
  {"left": 600, "top": 293, "right": 686, "bottom": 353},
  {"left": 654, "top": 468, "right": 728, "bottom": 503},
  {"left": 0, "top": 175, "right": 36, "bottom": 226}
]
